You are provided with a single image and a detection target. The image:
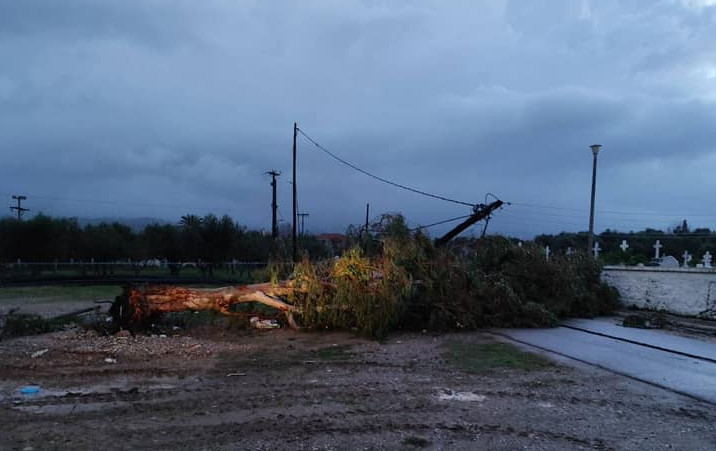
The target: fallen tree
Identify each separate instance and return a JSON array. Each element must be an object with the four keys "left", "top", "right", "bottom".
[
  {"left": 108, "top": 218, "right": 620, "bottom": 338},
  {"left": 110, "top": 247, "right": 411, "bottom": 337},
  {"left": 110, "top": 282, "right": 303, "bottom": 331}
]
